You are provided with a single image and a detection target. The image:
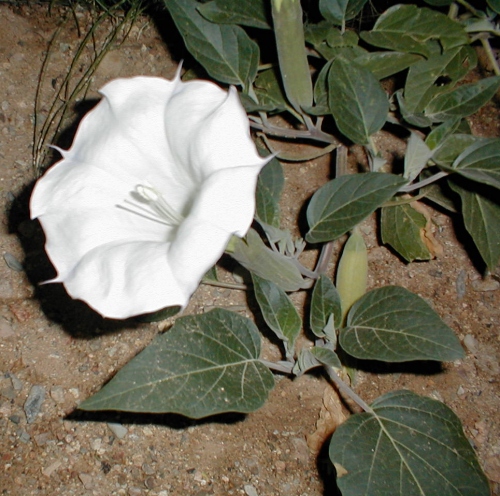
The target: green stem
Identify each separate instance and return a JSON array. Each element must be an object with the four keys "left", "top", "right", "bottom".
[{"left": 325, "top": 366, "right": 374, "bottom": 413}]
